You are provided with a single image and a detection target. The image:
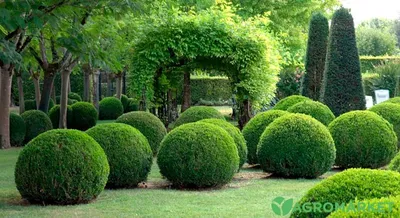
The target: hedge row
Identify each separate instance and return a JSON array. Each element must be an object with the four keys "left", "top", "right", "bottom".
[{"left": 360, "top": 56, "right": 400, "bottom": 73}]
